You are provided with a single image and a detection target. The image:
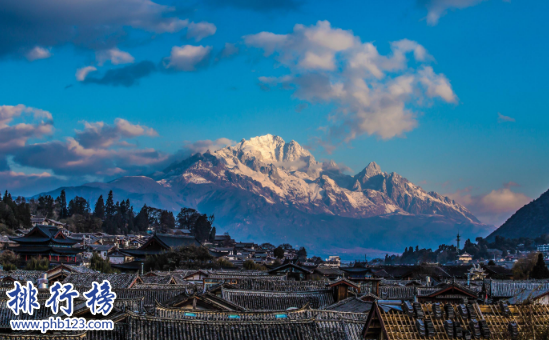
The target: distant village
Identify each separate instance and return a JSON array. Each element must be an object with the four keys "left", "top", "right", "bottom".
[{"left": 2, "top": 190, "right": 549, "bottom": 339}]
